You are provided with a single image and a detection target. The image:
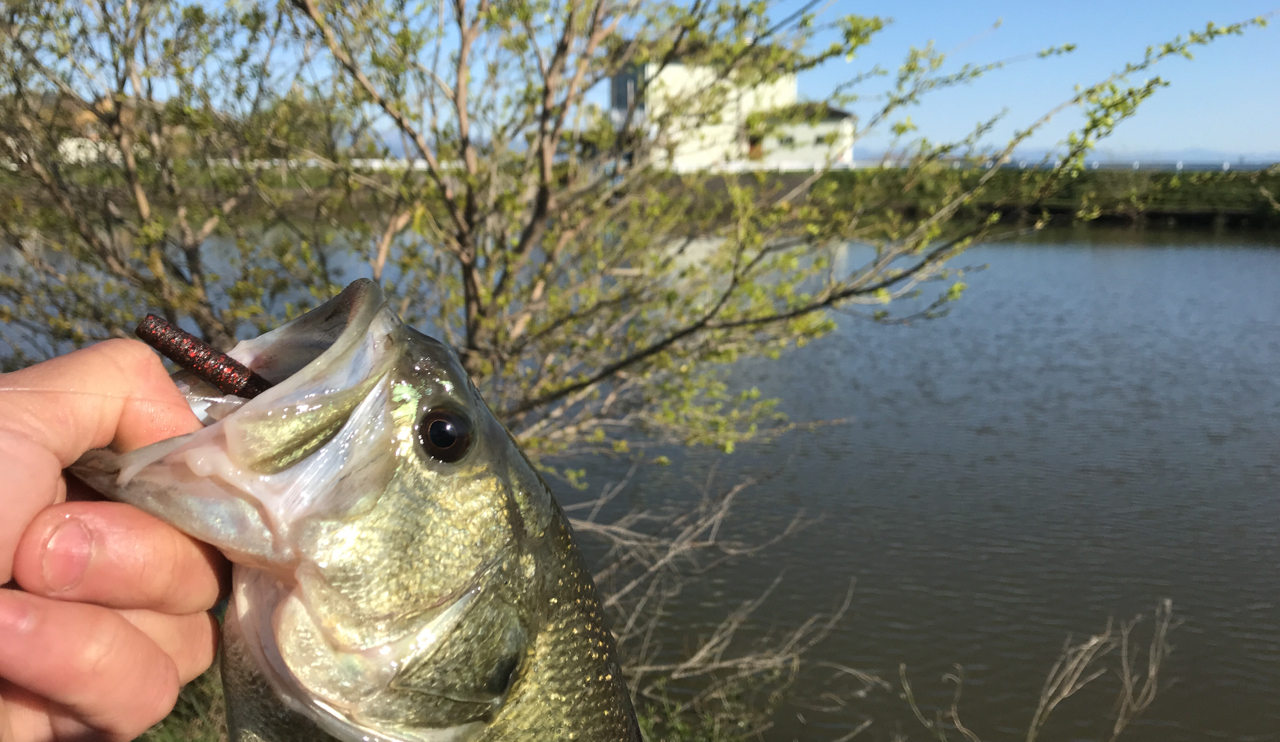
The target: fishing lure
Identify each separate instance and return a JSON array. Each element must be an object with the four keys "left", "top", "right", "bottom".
[{"left": 134, "top": 315, "right": 273, "bottom": 399}]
